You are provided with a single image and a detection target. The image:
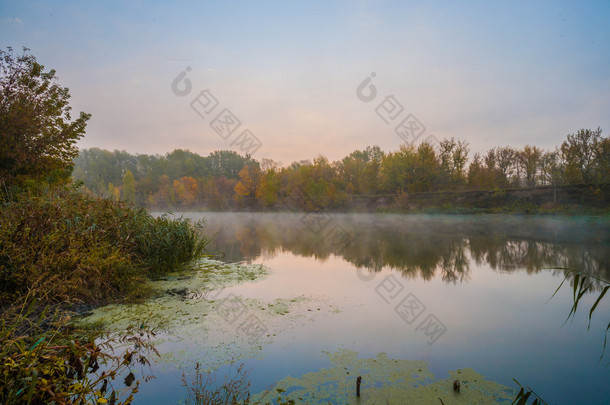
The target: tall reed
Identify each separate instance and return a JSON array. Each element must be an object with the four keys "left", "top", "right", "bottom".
[{"left": 0, "top": 187, "right": 208, "bottom": 307}]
